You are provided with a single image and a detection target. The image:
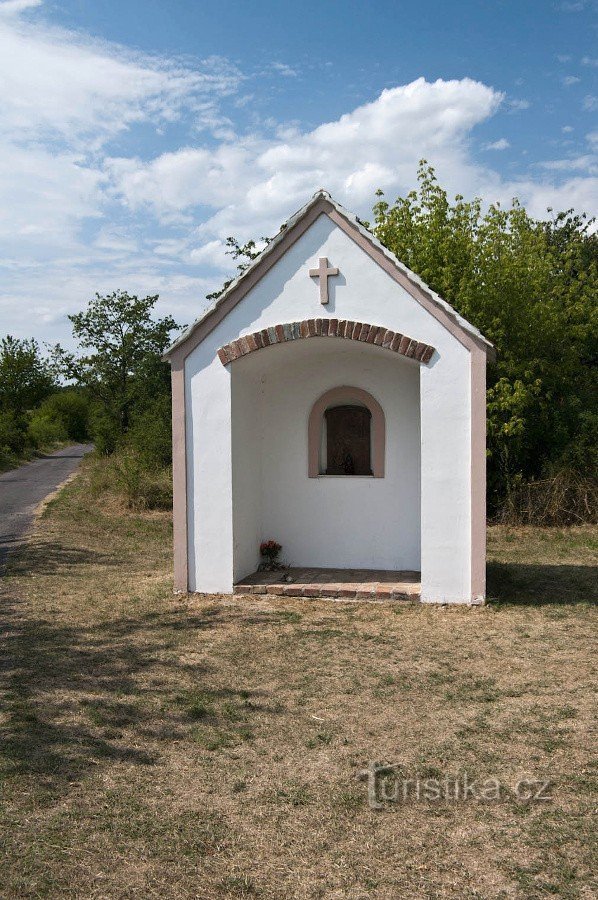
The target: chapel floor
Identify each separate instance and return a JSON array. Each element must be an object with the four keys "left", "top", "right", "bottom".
[{"left": 234, "top": 567, "right": 421, "bottom": 600}]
